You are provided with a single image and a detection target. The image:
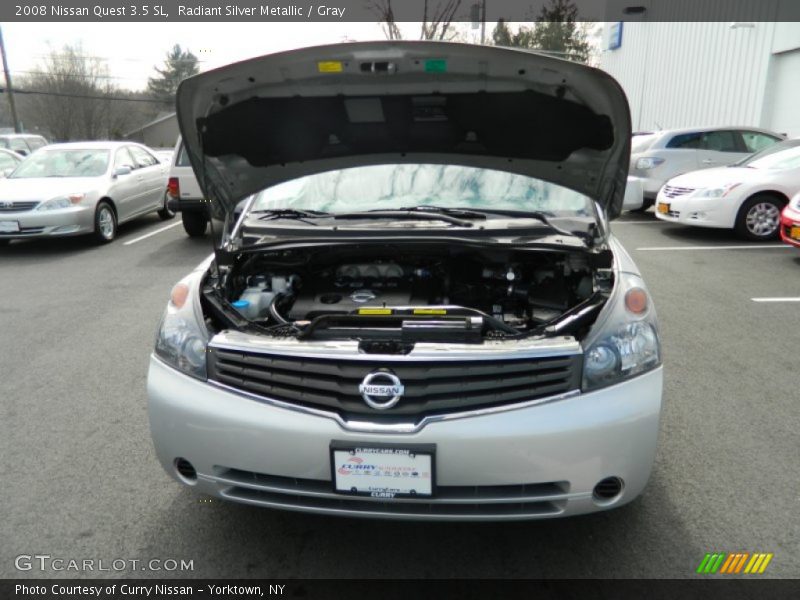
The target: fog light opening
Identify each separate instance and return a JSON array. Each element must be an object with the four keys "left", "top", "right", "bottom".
[
  {"left": 174, "top": 457, "right": 197, "bottom": 484},
  {"left": 593, "top": 476, "right": 624, "bottom": 504}
]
